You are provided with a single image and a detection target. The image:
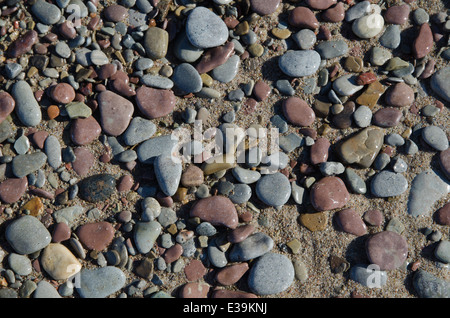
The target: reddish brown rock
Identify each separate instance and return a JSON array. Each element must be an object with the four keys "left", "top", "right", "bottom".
[
  {"left": 310, "top": 137, "right": 330, "bottom": 165},
  {"left": 332, "top": 101, "right": 355, "bottom": 129},
  {"left": 72, "top": 147, "right": 95, "bottom": 176},
  {"left": 322, "top": 2, "right": 345, "bottom": 22},
  {"left": 413, "top": 23, "right": 434, "bottom": 59},
  {"left": 356, "top": 72, "right": 377, "bottom": 86},
  {"left": 0, "top": 177, "right": 28, "bottom": 204},
  {"left": 288, "top": 7, "right": 319, "bottom": 29},
  {"left": 97, "top": 90, "right": 134, "bottom": 136},
  {"left": 0, "top": 91, "right": 15, "bottom": 124},
  {"left": 59, "top": 21, "right": 77, "bottom": 40},
  {"left": 8, "top": 30, "right": 39, "bottom": 58},
  {"left": 253, "top": 80, "right": 271, "bottom": 102},
  {"left": 385, "top": 83, "right": 415, "bottom": 107},
  {"left": 282, "top": 97, "right": 316, "bottom": 127},
  {"left": 97, "top": 64, "right": 118, "bottom": 80},
  {"left": 227, "top": 224, "right": 255, "bottom": 243},
  {"left": 117, "top": 175, "right": 134, "bottom": 192},
  {"left": 384, "top": 4, "right": 410, "bottom": 25},
  {"left": 365, "top": 231, "right": 408, "bottom": 270},
  {"left": 190, "top": 196, "right": 239, "bottom": 229},
  {"left": 363, "top": 209, "right": 384, "bottom": 227},
  {"left": 70, "top": 116, "right": 102, "bottom": 146},
  {"left": 77, "top": 221, "right": 115, "bottom": 251},
  {"left": 372, "top": 108, "right": 402, "bottom": 127},
  {"left": 419, "top": 59, "right": 435, "bottom": 79},
  {"left": 336, "top": 208, "right": 368, "bottom": 236},
  {"left": 195, "top": 42, "right": 235, "bottom": 74},
  {"left": 179, "top": 282, "right": 210, "bottom": 298},
  {"left": 211, "top": 289, "right": 257, "bottom": 298},
  {"left": 250, "top": 0, "right": 281, "bottom": 15},
  {"left": 135, "top": 86, "right": 176, "bottom": 119},
  {"left": 184, "top": 259, "right": 207, "bottom": 281},
  {"left": 104, "top": 4, "right": 129, "bottom": 22},
  {"left": 215, "top": 263, "right": 249, "bottom": 286},
  {"left": 310, "top": 176, "right": 350, "bottom": 211},
  {"left": 434, "top": 202, "right": 450, "bottom": 226},
  {"left": 52, "top": 222, "right": 71, "bottom": 243},
  {"left": 50, "top": 83, "right": 76, "bottom": 104},
  {"left": 163, "top": 244, "right": 183, "bottom": 264},
  {"left": 306, "top": 0, "right": 337, "bottom": 10},
  {"left": 439, "top": 148, "right": 450, "bottom": 180},
  {"left": 181, "top": 165, "right": 204, "bottom": 187}
]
